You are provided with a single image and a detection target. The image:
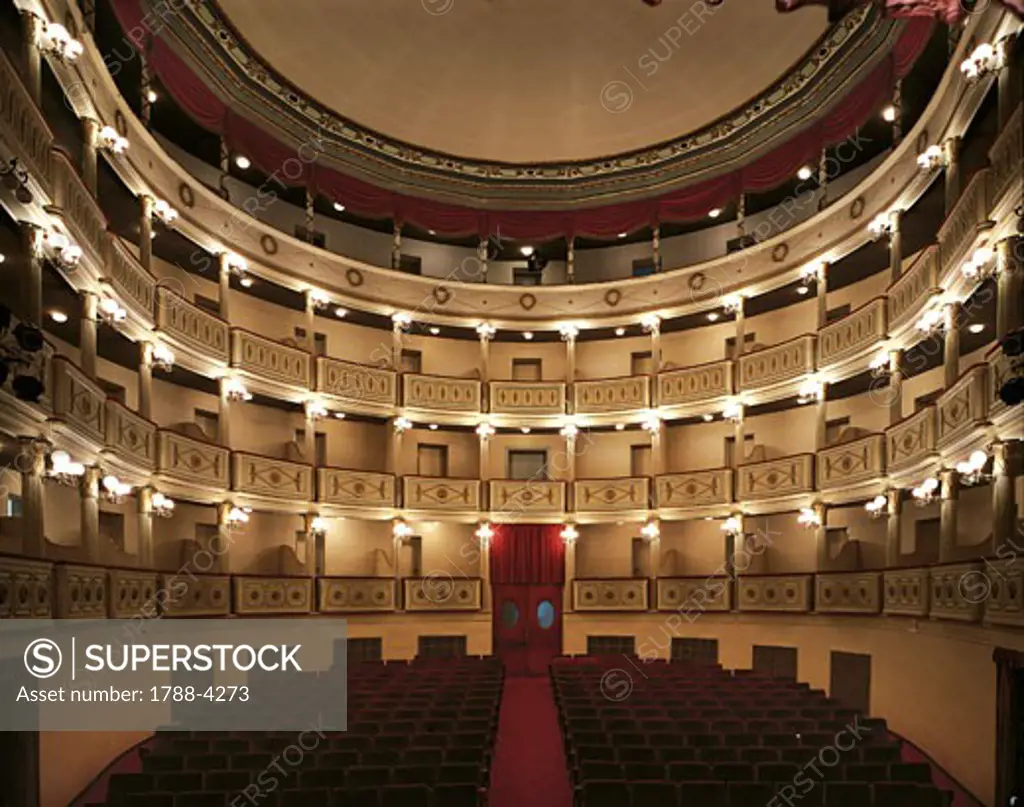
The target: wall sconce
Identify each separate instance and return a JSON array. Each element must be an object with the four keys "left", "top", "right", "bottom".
[
  {"left": 309, "top": 516, "right": 327, "bottom": 538},
  {"left": 640, "top": 313, "right": 661, "bottom": 334},
  {"left": 151, "top": 199, "right": 178, "bottom": 226},
  {"left": 308, "top": 289, "right": 330, "bottom": 311},
  {"left": 961, "top": 245, "right": 995, "bottom": 280},
  {"left": 475, "top": 421, "right": 496, "bottom": 439},
  {"left": 151, "top": 343, "right": 175, "bottom": 372},
  {"left": 392, "top": 312, "right": 412, "bottom": 330},
  {"left": 38, "top": 230, "right": 83, "bottom": 271},
  {"left": 797, "top": 378, "right": 825, "bottom": 405},
  {"left": 393, "top": 416, "right": 413, "bottom": 433},
  {"left": 476, "top": 322, "right": 497, "bottom": 340},
  {"left": 720, "top": 516, "right": 743, "bottom": 538},
  {"left": 558, "top": 322, "right": 580, "bottom": 341},
  {"left": 915, "top": 307, "right": 945, "bottom": 335},
  {"left": 640, "top": 519, "right": 660, "bottom": 541},
  {"left": 867, "top": 213, "right": 893, "bottom": 240},
  {"left": 38, "top": 21, "right": 84, "bottom": 62},
  {"left": 797, "top": 507, "right": 821, "bottom": 529},
  {"left": 305, "top": 401, "right": 329, "bottom": 421},
  {"left": 475, "top": 521, "right": 495, "bottom": 547},
  {"left": 1, "top": 158, "right": 33, "bottom": 204},
  {"left": 559, "top": 421, "right": 580, "bottom": 439},
  {"left": 560, "top": 524, "right": 579, "bottom": 544},
  {"left": 98, "top": 125, "right": 129, "bottom": 156},
  {"left": 869, "top": 350, "right": 891, "bottom": 378},
  {"left": 960, "top": 41, "right": 1004, "bottom": 81},
  {"left": 865, "top": 494, "right": 888, "bottom": 519},
  {"left": 224, "top": 252, "right": 248, "bottom": 275},
  {"left": 48, "top": 450, "right": 85, "bottom": 485},
  {"left": 102, "top": 474, "right": 132, "bottom": 504},
  {"left": 151, "top": 492, "right": 175, "bottom": 518},
  {"left": 226, "top": 506, "right": 250, "bottom": 528},
  {"left": 641, "top": 411, "right": 661, "bottom": 434},
  {"left": 955, "top": 450, "right": 990, "bottom": 486},
  {"left": 916, "top": 145, "right": 946, "bottom": 172},
  {"left": 800, "top": 261, "right": 825, "bottom": 284},
  {"left": 223, "top": 378, "right": 252, "bottom": 402},
  {"left": 722, "top": 400, "right": 743, "bottom": 423},
  {"left": 393, "top": 520, "right": 413, "bottom": 540},
  {"left": 98, "top": 296, "right": 127, "bottom": 325},
  {"left": 722, "top": 295, "right": 743, "bottom": 315},
  {"left": 911, "top": 477, "right": 940, "bottom": 506}
]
